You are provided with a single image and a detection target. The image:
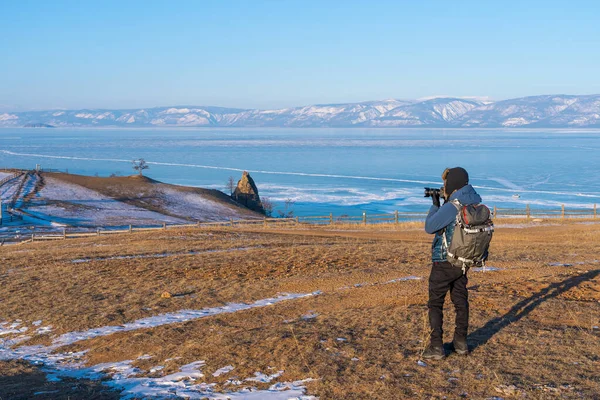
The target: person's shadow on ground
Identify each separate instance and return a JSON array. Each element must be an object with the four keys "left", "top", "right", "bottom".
[{"left": 468, "top": 269, "right": 600, "bottom": 352}]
